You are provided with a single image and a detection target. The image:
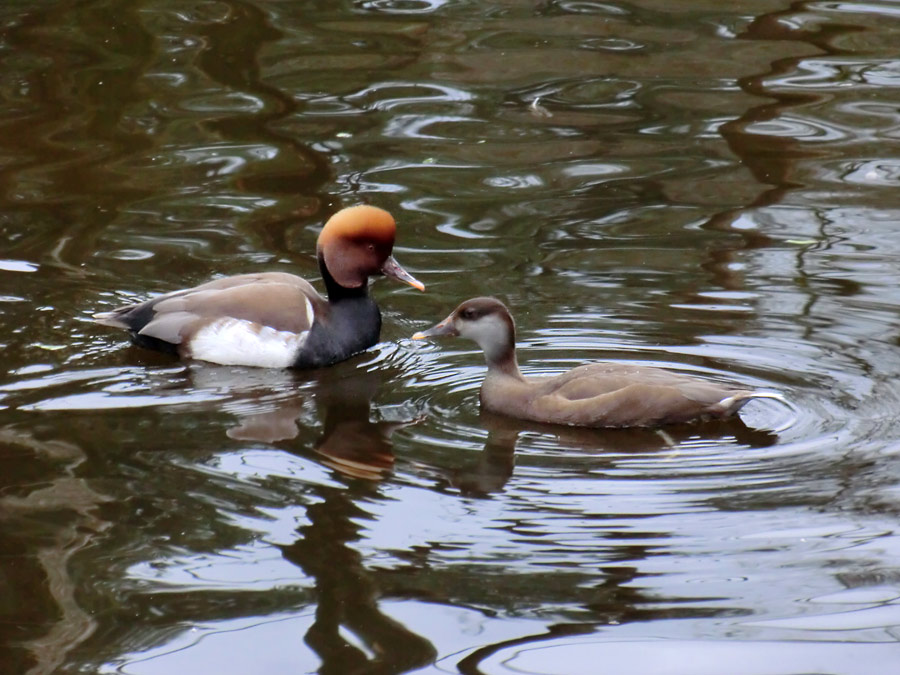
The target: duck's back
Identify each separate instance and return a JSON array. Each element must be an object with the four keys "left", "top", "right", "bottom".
[
  {"left": 537, "top": 363, "right": 733, "bottom": 400},
  {"left": 95, "top": 272, "right": 327, "bottom": 366}
]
